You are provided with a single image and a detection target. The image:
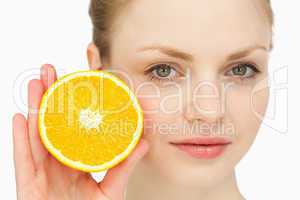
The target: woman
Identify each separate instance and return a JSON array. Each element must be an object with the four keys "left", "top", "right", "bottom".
[{"left": 12, "top": 0, "right": 273, "bottom": 199}]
